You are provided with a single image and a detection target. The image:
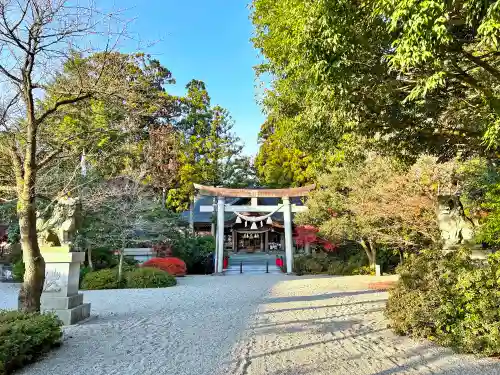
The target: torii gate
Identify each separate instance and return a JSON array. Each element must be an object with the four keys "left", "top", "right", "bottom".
[{"left": 194, "top": 184, "right": 315, "bottom": 274}]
